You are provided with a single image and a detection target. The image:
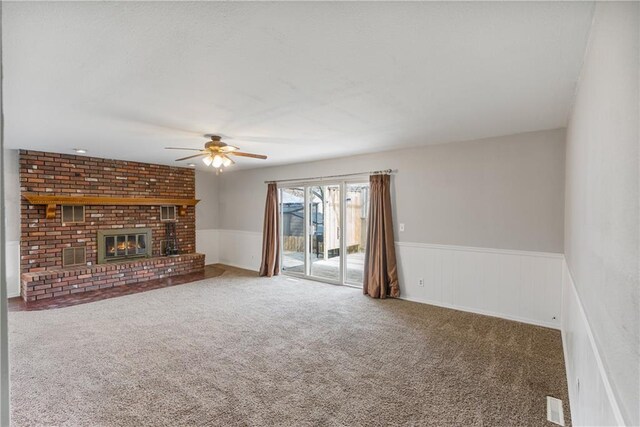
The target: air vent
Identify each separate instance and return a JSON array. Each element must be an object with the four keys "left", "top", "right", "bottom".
[
  {"left": 62, "top": 247, "right": 86, "bottom": 267},
  {"left": 160, "top": 205, "right": 177, "bottom": 222},
  {"left": 62, "top": 205, "right": 85, "bottom": 223},
  {"left": 546, "top": 396, "right": 565, "bottom": 426}
]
